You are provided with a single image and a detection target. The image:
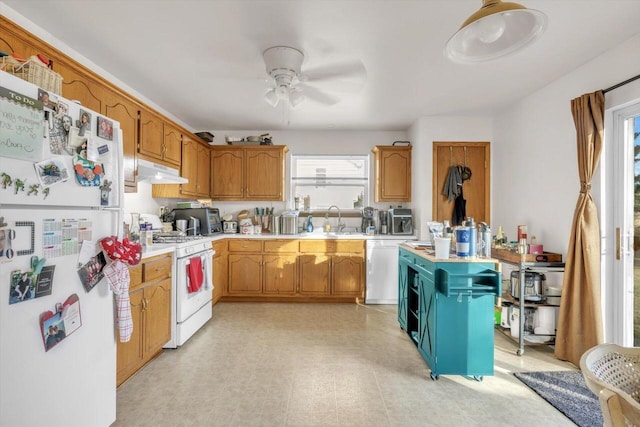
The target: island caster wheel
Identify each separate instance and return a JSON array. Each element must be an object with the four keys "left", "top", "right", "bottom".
[
  {"left": 473, "top": 376, "right": 483, "bottom": 382},
  {"left": 430, "top": 373, "right": 439, "bottom": 381},
  {"left": 517, "top": 348, "right": 524, "bottom": 356}
]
